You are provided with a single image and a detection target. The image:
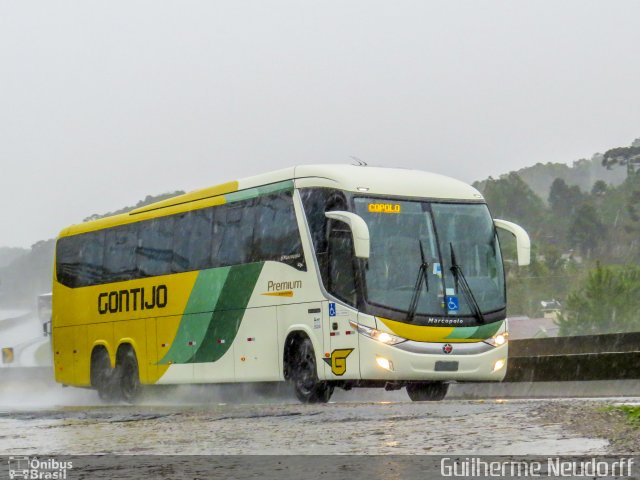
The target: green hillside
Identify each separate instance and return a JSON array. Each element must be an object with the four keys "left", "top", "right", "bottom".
[
  {"left": 474, "top": 137, "right": 640, "bottom": 333},
  {"left": 474, "top": 154, "right": 627, "bottom": 203}
]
